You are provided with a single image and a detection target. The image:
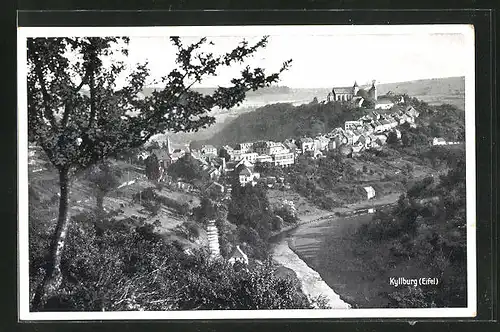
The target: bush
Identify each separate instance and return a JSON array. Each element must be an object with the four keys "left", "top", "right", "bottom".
[{"left": 30, "top": 214, "right": 312, "bottom": 311}]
